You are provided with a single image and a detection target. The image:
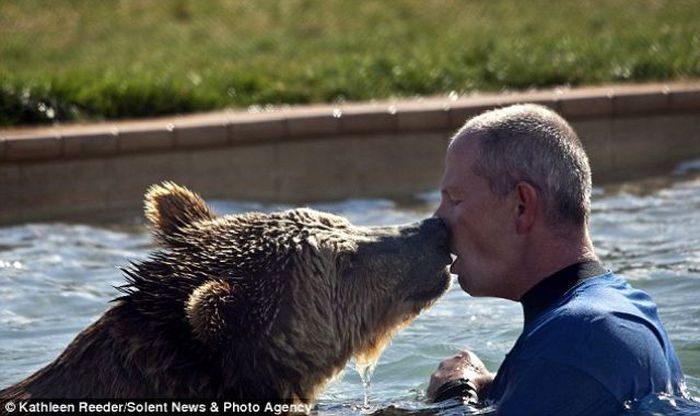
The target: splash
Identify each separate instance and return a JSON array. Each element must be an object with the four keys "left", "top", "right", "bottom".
[
  {"left": 354, "top": 358, "right": 377, "bottom": 410},
  {"left": 623, "top": 392, "right": 700, "bottom": 415}
]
